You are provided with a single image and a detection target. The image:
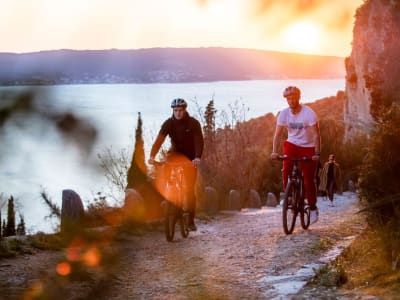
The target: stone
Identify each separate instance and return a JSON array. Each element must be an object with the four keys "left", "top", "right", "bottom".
[
  {"left": 61, "top": 189, "right": 85, "bottom": 233},
  {"left": 228, "top": 190, "right": 241, "bottom": 211},
  {"left": 348, "top": 180, "right": 356, "bottom": 192},
  {"left": 266, "top": 192, "right": 278, "bottom": 207},
  {"left": 202, "top": 186, "right": 219, "bottom": 214},
  {"left": 248, "top": 189, "right": 261, "bottom": 209}
]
